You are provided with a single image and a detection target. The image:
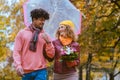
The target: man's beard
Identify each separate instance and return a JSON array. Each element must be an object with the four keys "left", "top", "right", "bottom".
[{"left": 36, "top": 25, "right": 43, "bottom": 30}]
